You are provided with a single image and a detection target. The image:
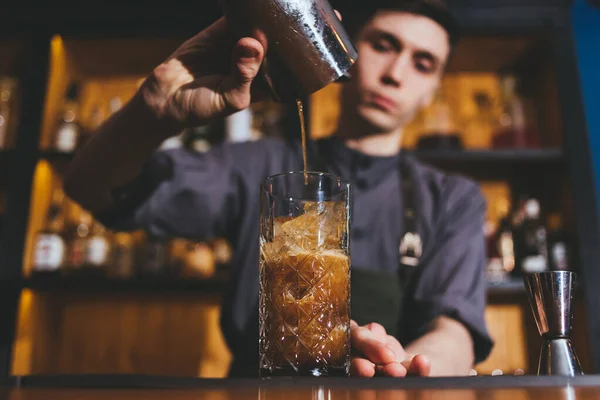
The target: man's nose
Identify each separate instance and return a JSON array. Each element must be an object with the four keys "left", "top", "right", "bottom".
[{"left": 381, "top": 54, "right": 410, "bottom": 87}]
